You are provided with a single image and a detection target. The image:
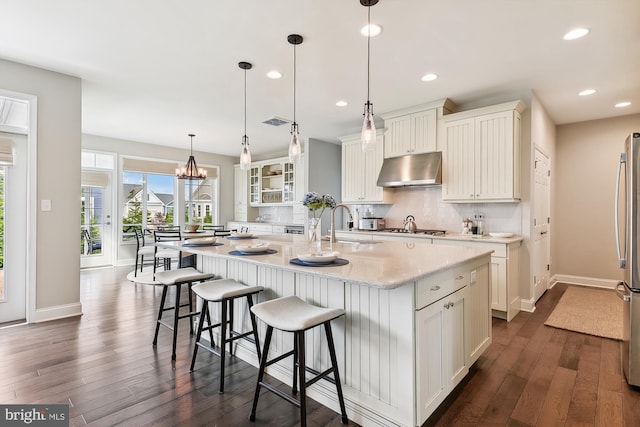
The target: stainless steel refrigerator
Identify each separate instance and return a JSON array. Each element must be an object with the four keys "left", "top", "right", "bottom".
[{"left": 615, "top": 131, "right": 640, "bottom": 387}]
